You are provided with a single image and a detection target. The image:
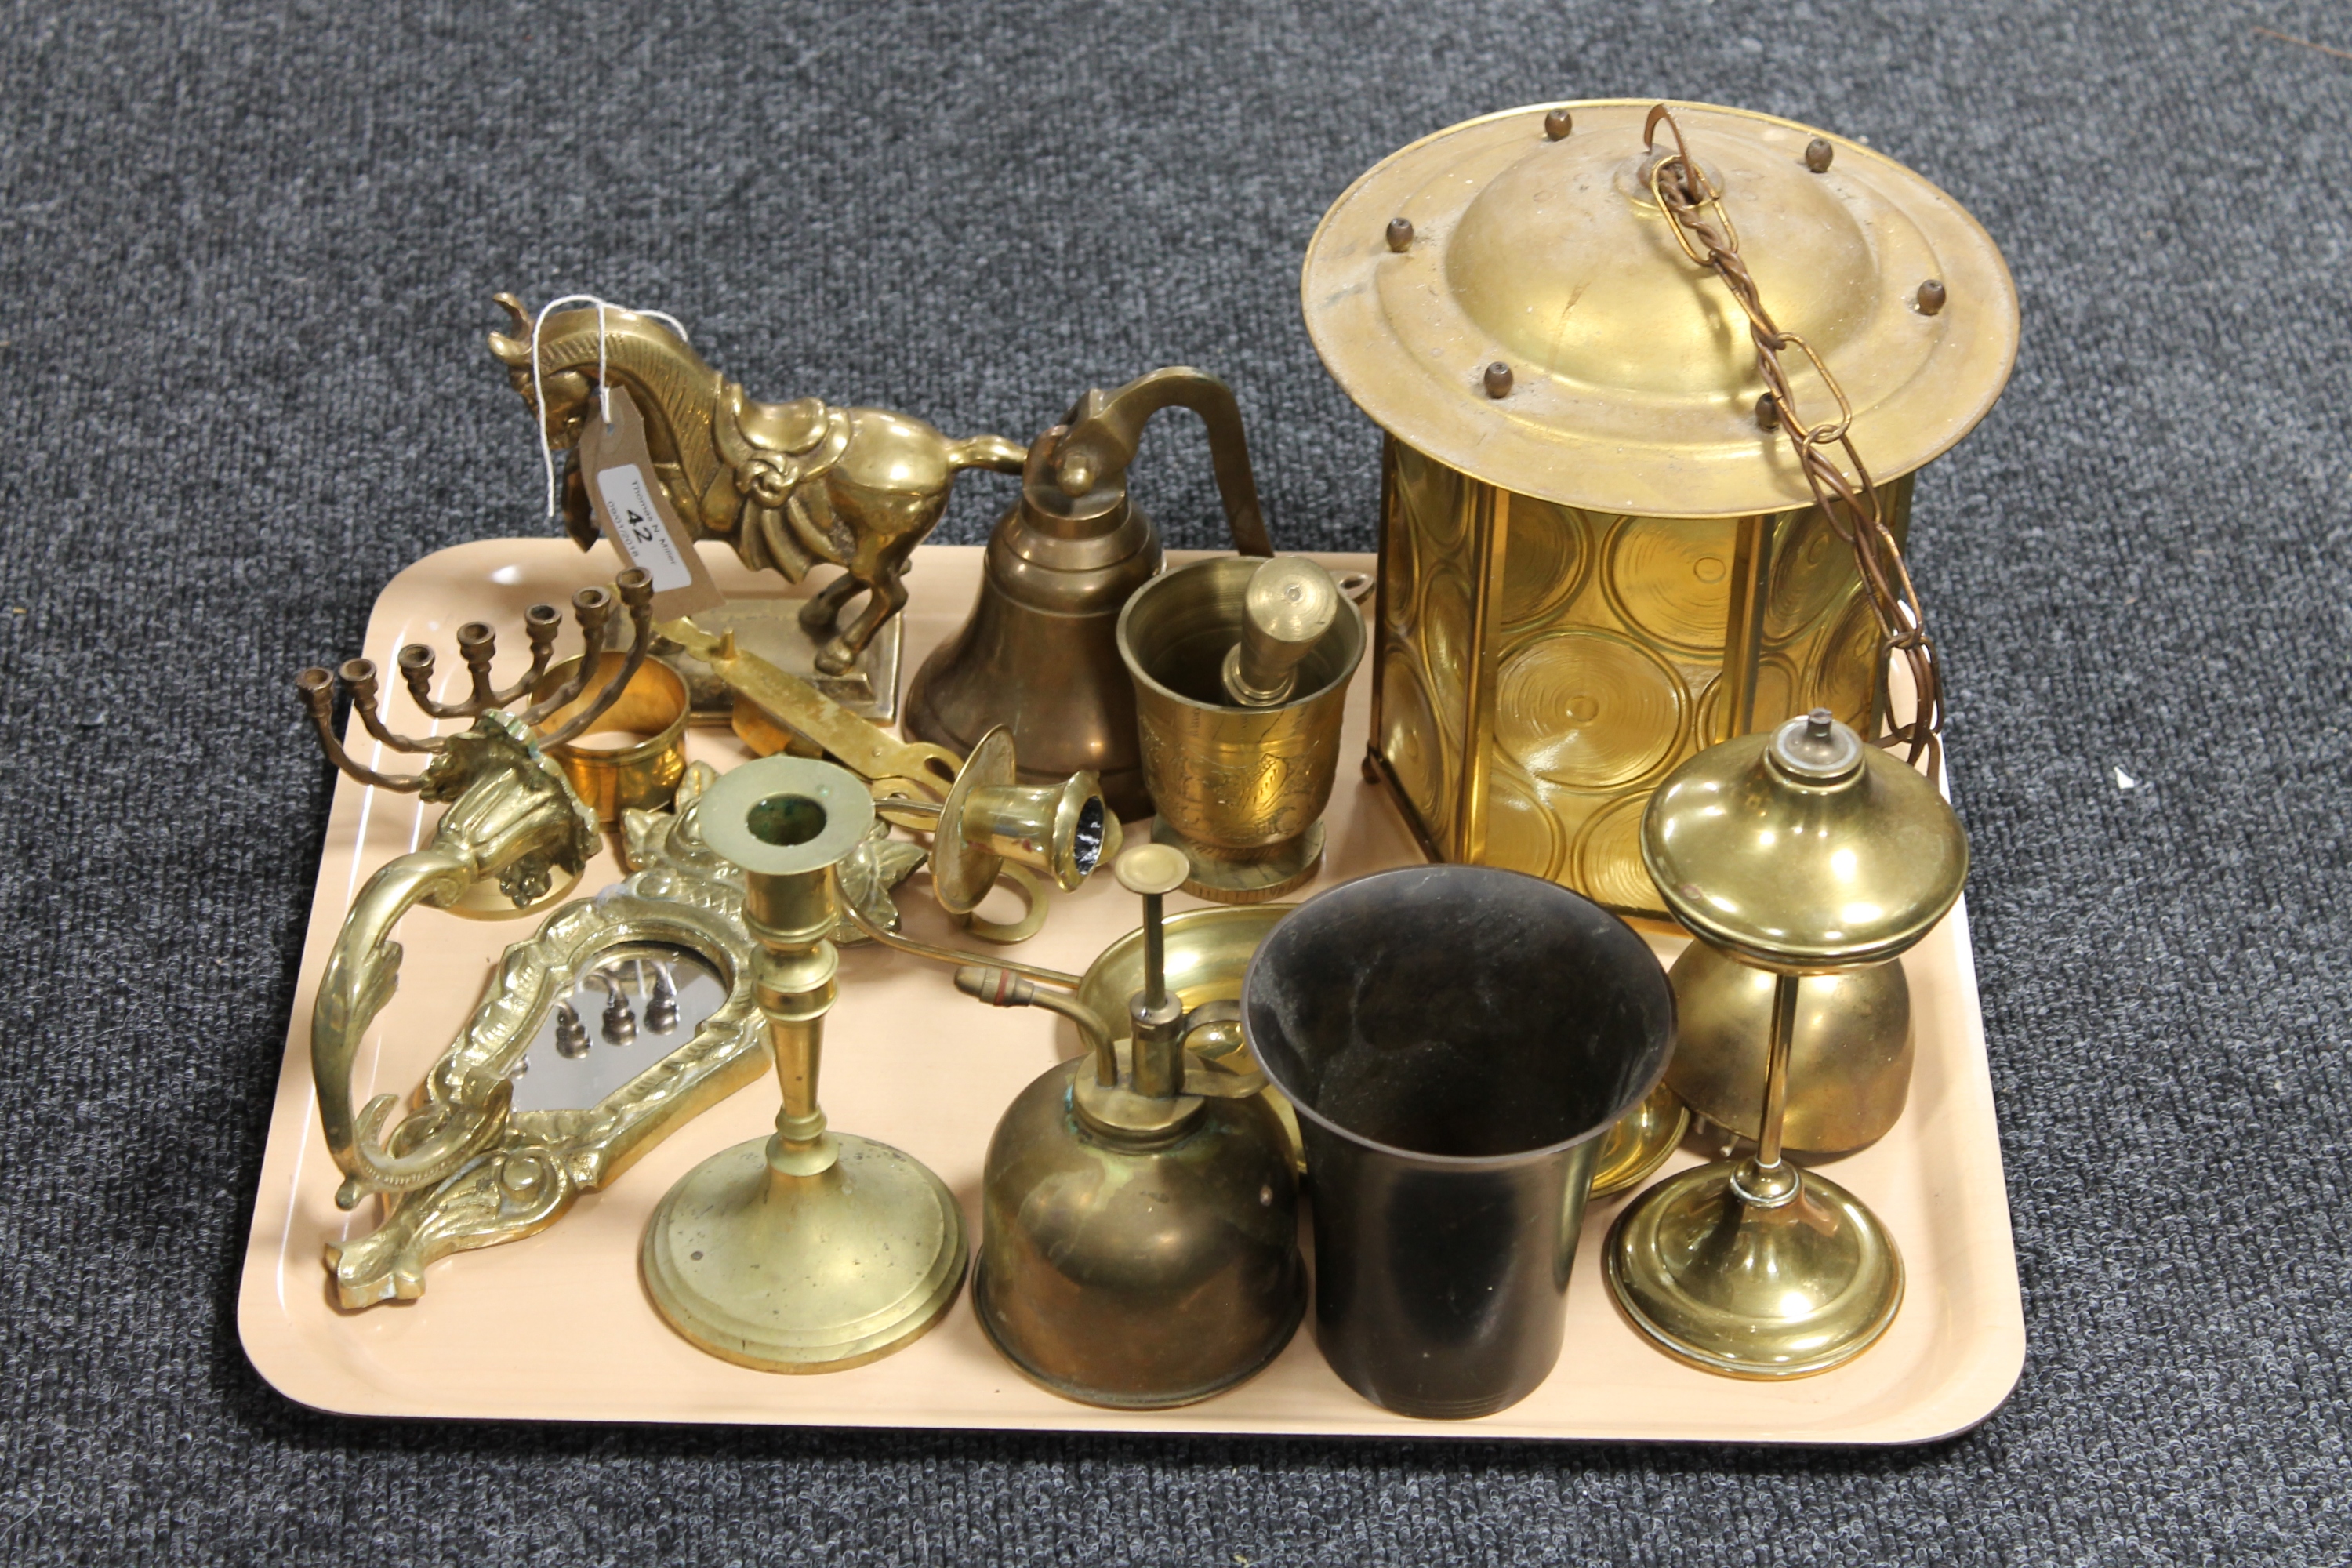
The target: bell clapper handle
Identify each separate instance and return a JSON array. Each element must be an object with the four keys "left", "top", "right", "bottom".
[
  {"left": 1051, "top": 368, "right": 1276, "bottom": 557},
  {"left": 1222, "top": 556, "right": 1341, "bottom": 706}
]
